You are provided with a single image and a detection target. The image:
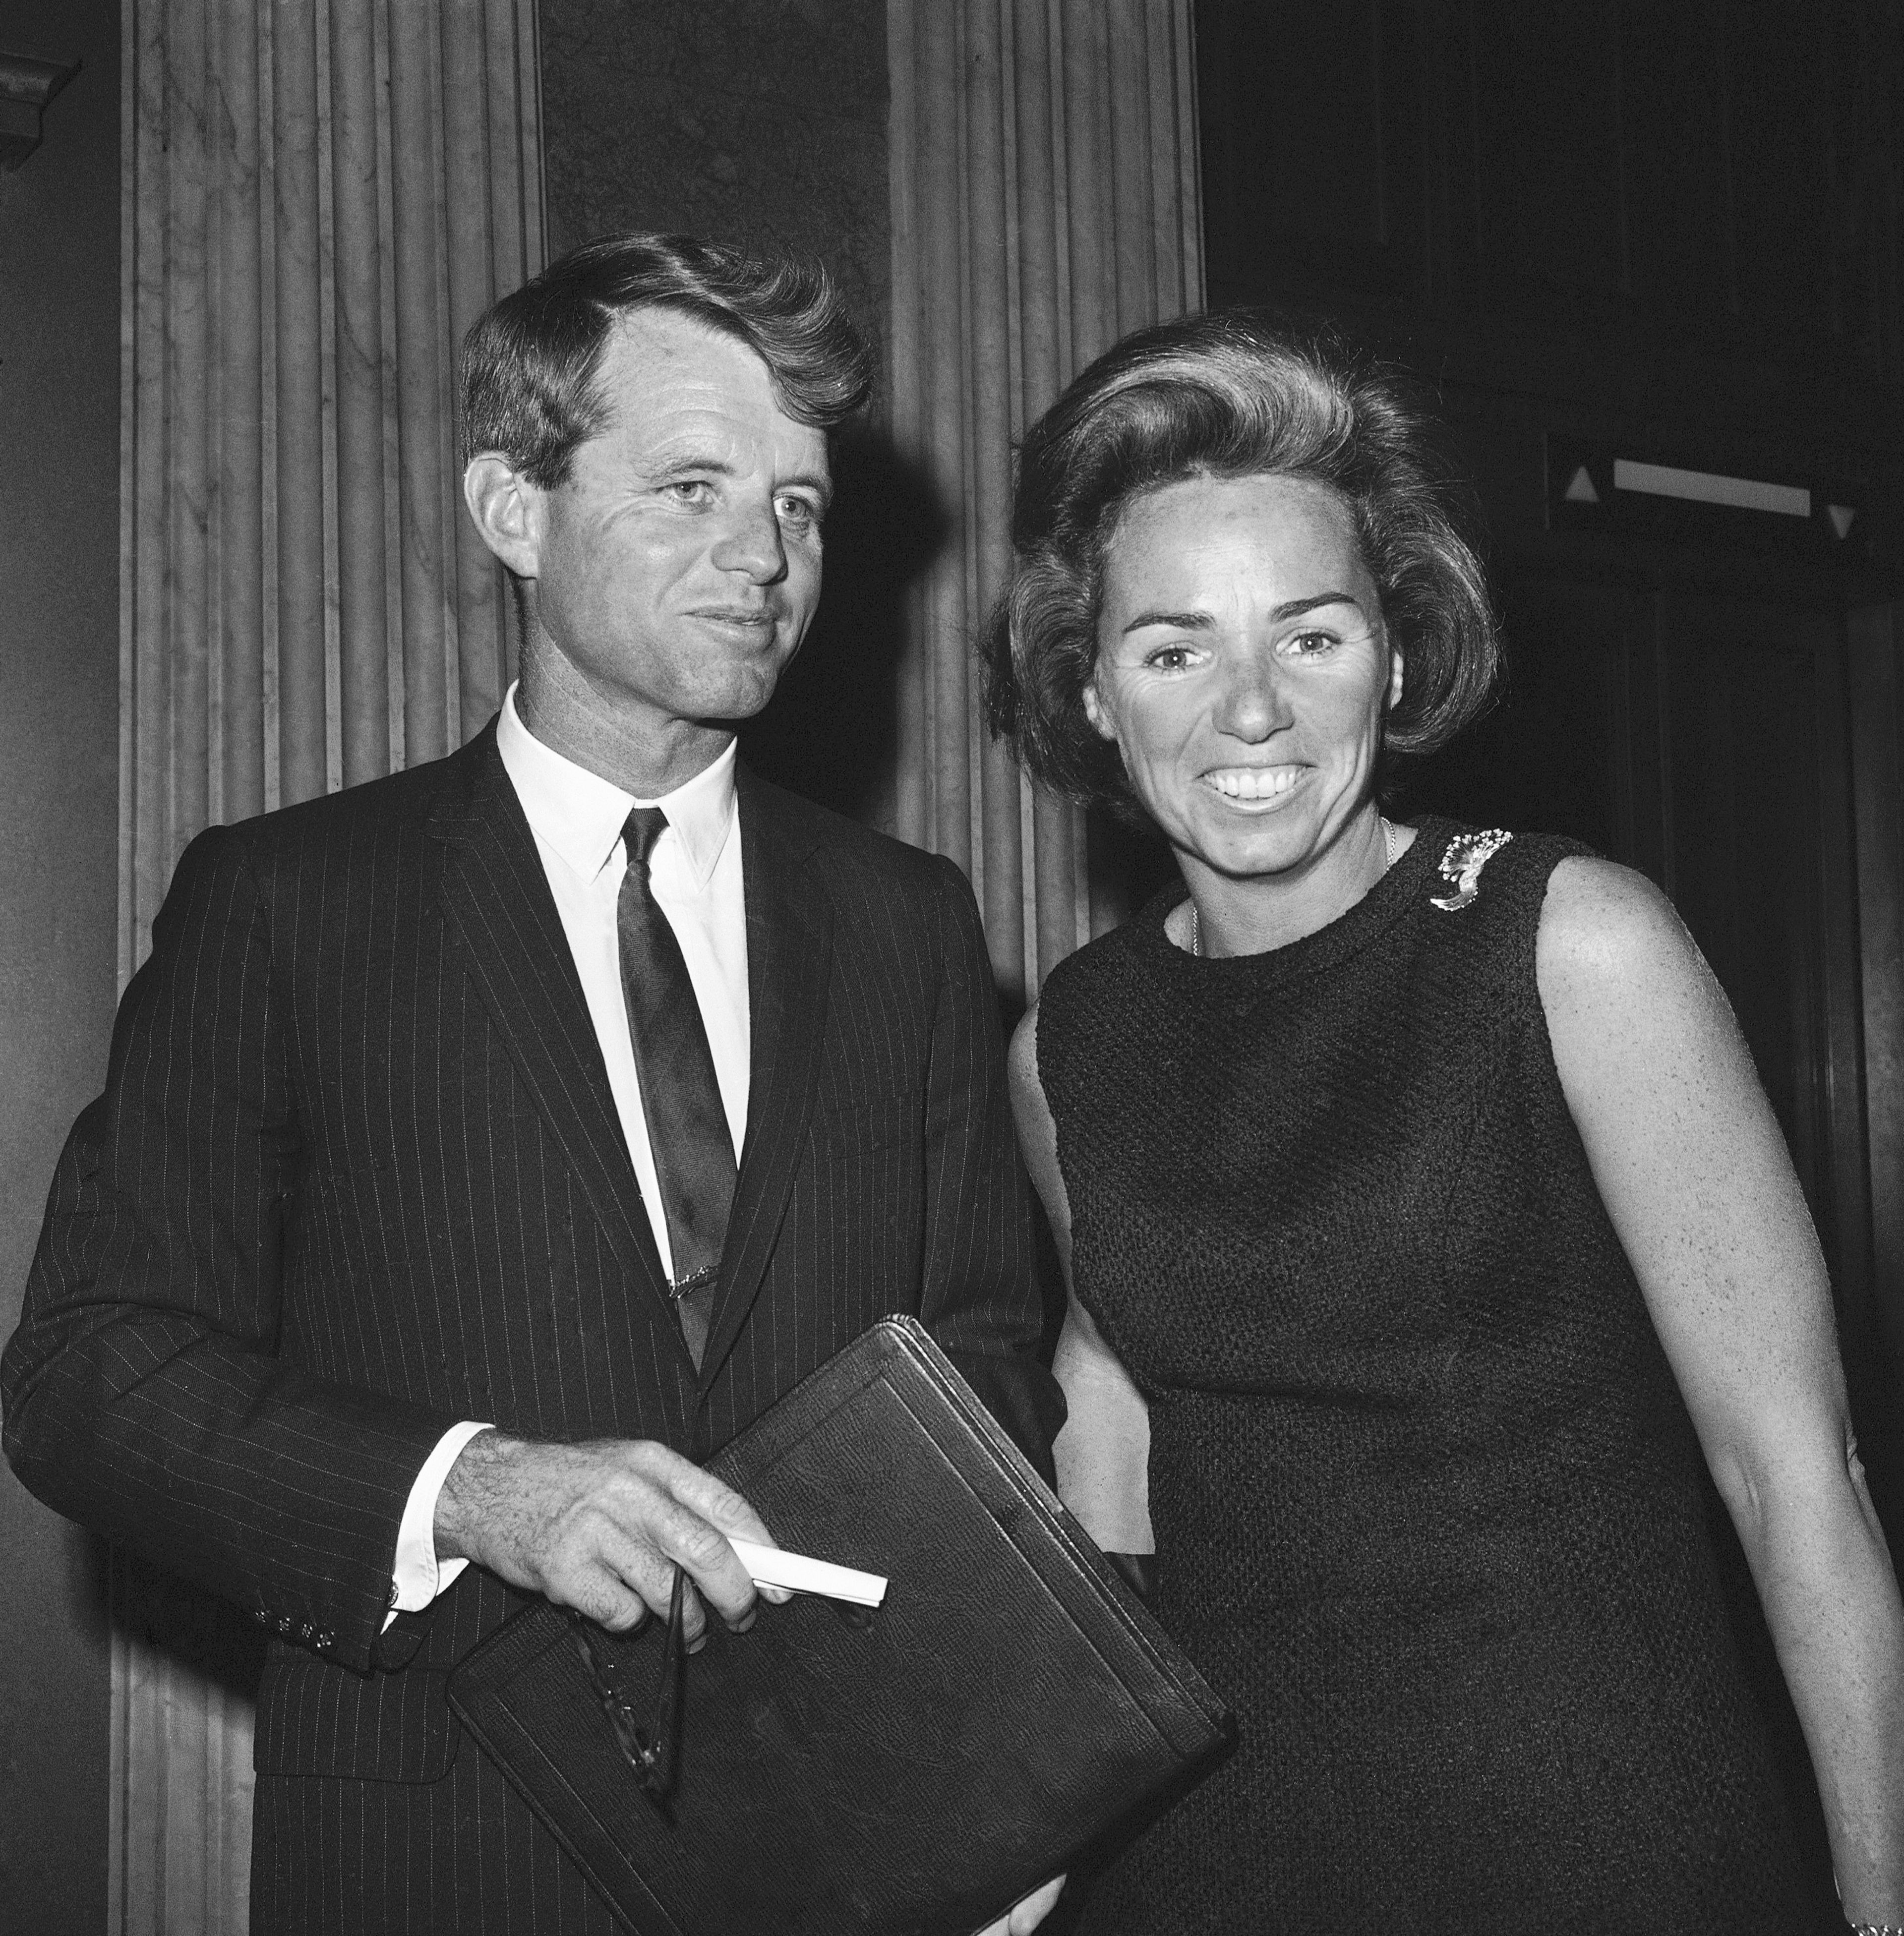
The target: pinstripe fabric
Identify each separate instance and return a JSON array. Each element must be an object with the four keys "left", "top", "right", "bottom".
[{"left": 3, "top": 723, "right": 1059, "bottom": 1934}]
